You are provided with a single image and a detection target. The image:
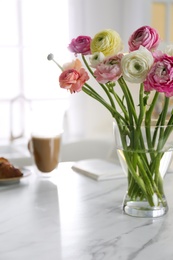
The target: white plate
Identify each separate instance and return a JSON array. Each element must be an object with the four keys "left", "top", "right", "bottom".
[{"left": 0, "top": 167, "right": 31, "bottom": 184}]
